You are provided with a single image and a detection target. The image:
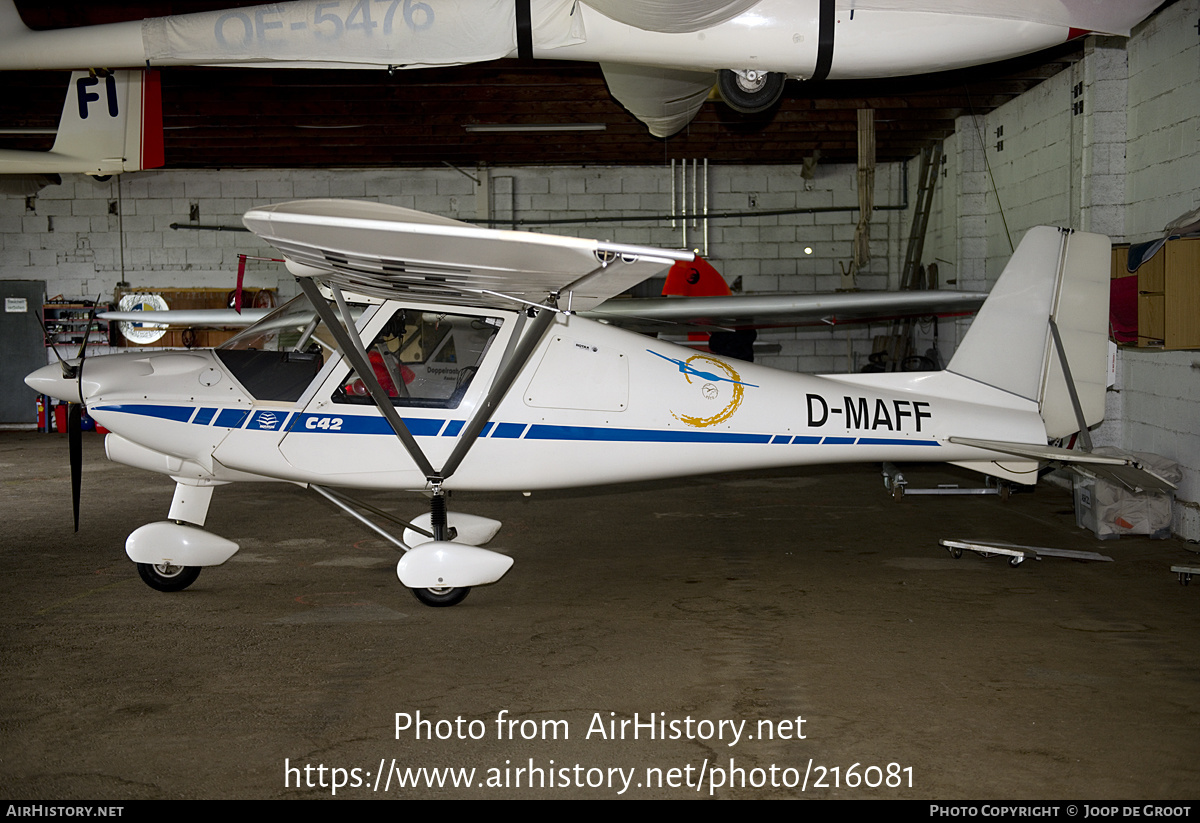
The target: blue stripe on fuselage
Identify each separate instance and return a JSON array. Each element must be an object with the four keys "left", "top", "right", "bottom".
[{"left": 88, "top": 405, "right": 941, "bottom": 448}]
